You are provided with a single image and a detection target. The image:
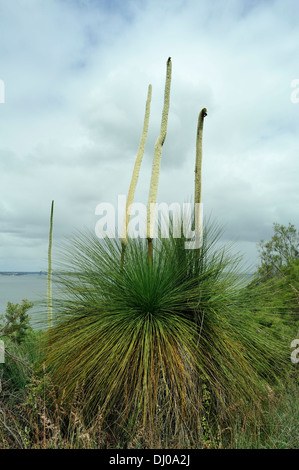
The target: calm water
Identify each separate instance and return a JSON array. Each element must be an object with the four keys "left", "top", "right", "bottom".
[
  {"left": 0, "top": 272, "right": 254, "bottom": 330},
  {"left": 0, "top": 274, "right": 49, "bottom": 329}
]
